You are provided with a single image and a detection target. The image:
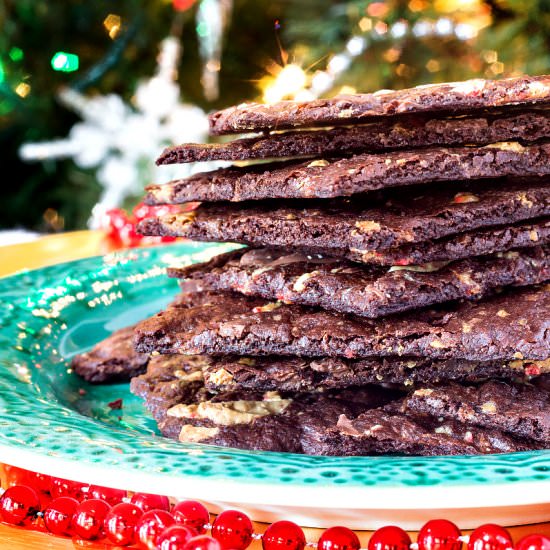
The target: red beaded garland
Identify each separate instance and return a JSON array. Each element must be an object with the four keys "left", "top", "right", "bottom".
[
  {"left": 86, "top": 484, "right": 126, "bottom": 505},
  {"left": 417, "top": 519, "right": 462, "bottom": 550},
  {"left": 0, "top": 485, "right": 40, "bottom": 526},
  {"left": 318, "top": 526, "right": 361, "bottom": 550},
  {"left": 211, "top": 509, "right": 254, "bottom": 550},
  {"left": 135, "top": 509, "right": 176, "bottom": 549},
  {"left": 104, "top": 502, "right": 143, "bottom": 546},
  {"left": 369, "top": 525, "right": 412, "bottom": 550},
  {"left": 72, "top": 498, "right": 111, "bottom": 540},
  {"left": 468, "top": 524, "right": 512, "bottom": 550},
  {"left": 173, "top": 500, "right": 210, "bottom": 534},
  {"left": 131, "top": 492, "right": 171, "bottom": 513},
  {"left": 157, "top": 524, "right": 196, "bottom": 550},
  {"left": 184, "top": 534, "right": 223, "bottom": 550},
  {"left": 50, "top": 477, "right": 86, "bottom": 500},
  {"left": 43, "top": 496, "right": 79, "bottom": 536},
  {"left": 263, "top": 520, "right": 307, "bottom": 550},
  {"left": 515, "top": 534, "right": 550, "bottom": 550}
]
